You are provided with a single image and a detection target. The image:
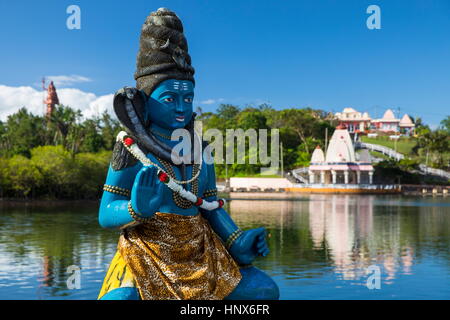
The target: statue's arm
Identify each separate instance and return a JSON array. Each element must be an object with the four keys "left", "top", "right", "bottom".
[
  {"left": 199, "top": 162, "right": 238, "bottom": 239},
  {"left": 98, "top": 164, "right": 141, "bottom": 229},
  {"left": 200, "top": 162, "right": 269, "bottom": 265}
]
